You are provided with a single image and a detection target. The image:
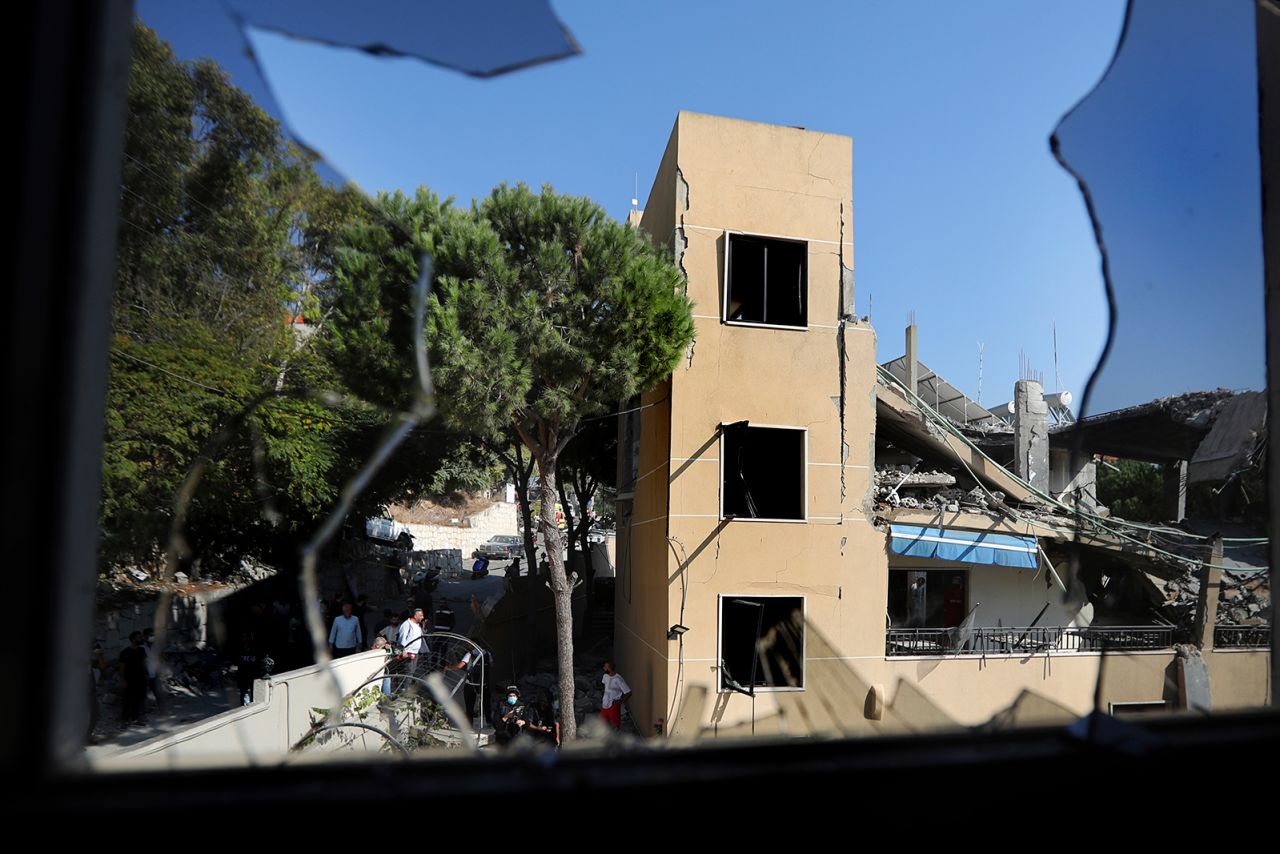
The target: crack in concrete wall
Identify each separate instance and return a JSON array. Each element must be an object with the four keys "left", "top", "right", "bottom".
[{"left": 676, "top": 166, "right": 694, "bottom": 370}]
